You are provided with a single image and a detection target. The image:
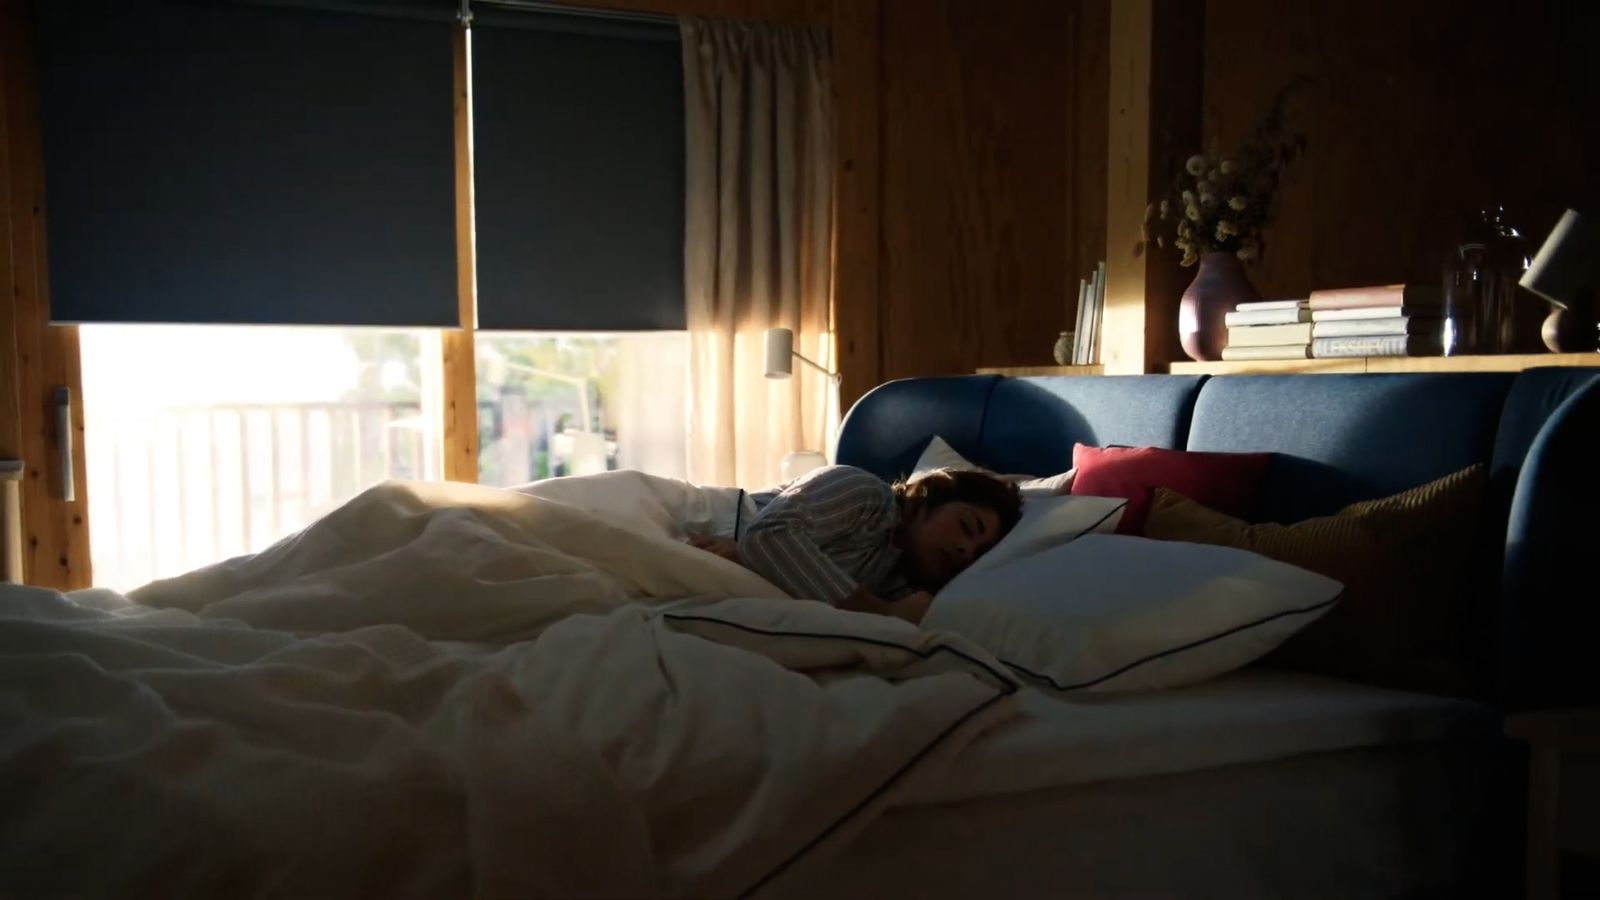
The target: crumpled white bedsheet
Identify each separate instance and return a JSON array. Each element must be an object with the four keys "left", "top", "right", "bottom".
[{"left": 0, "top": 476, "right": 1019, "bottom": 899}]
